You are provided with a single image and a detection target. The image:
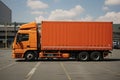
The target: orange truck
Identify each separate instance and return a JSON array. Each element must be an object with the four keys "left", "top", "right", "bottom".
[{"left": 12, "top": 21, "right": 113, "bottom": 61}]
